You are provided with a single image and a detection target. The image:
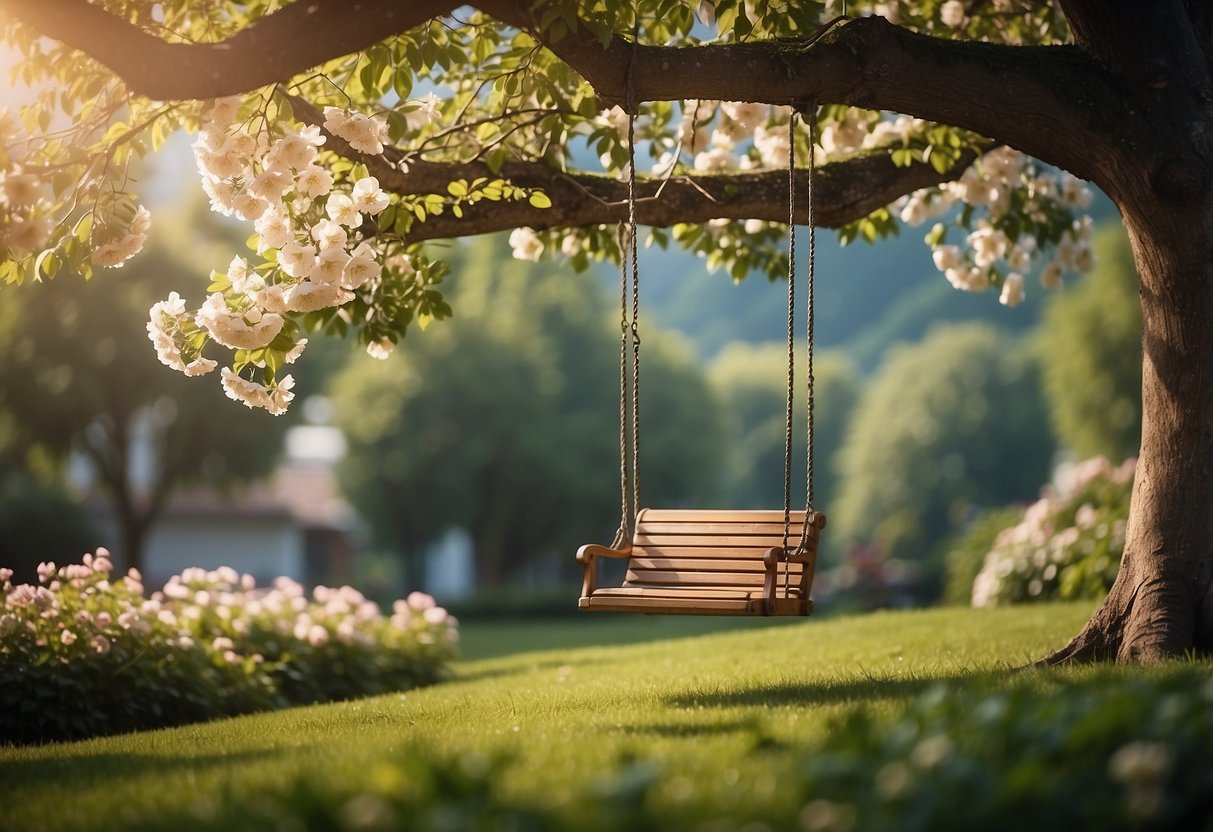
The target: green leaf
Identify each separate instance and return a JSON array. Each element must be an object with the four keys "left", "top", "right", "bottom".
[{"left": 528, "top": 191, "right": 552, "bottom": 209}]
